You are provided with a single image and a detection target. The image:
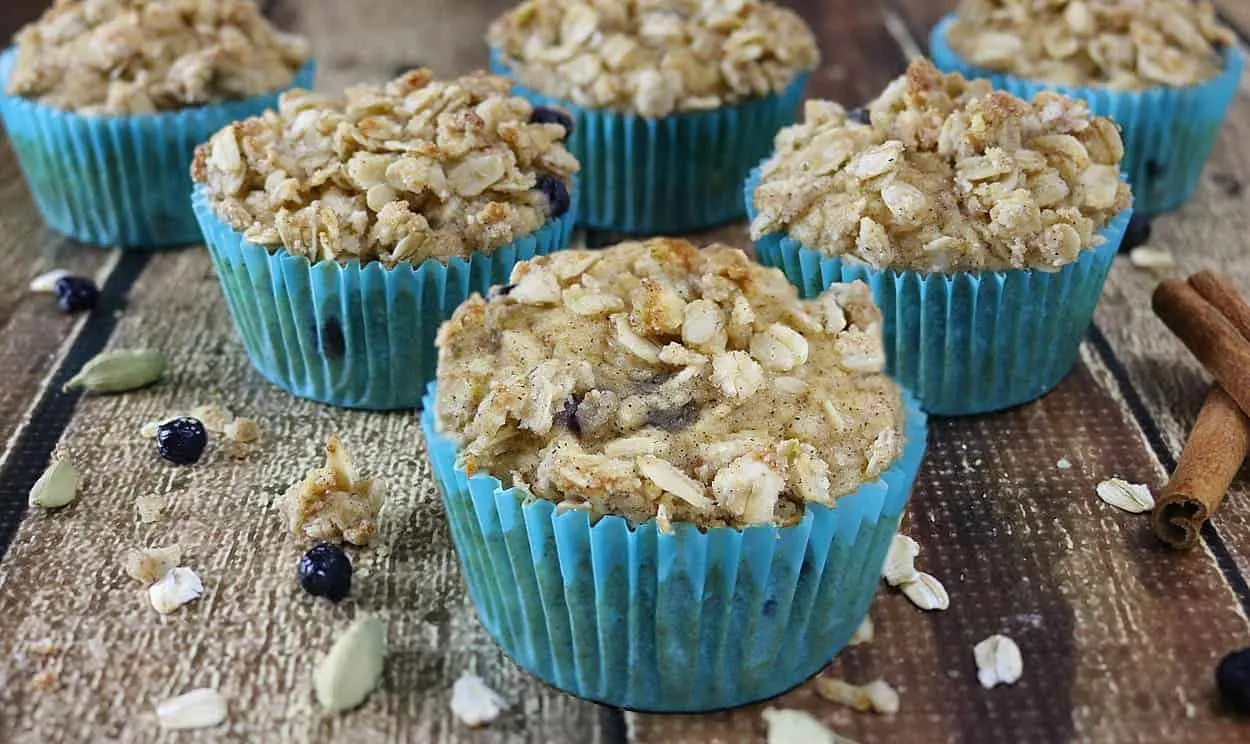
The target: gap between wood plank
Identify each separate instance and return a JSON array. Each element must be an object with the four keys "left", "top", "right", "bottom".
[{"left": 0, "top": 252, "right": 151, "bottom": 556}]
